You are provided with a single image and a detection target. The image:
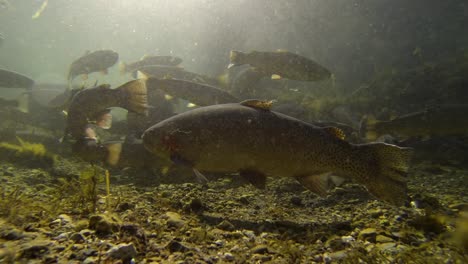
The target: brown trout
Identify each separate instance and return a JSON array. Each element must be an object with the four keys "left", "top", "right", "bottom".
[
  {"left": 229, "top": 50, "right": 332, "bottom": 81},
  {"left": 66, "top": 79, "right": 148, "bottom": 139},
  {"left": 68, "top": 50, "right": 119, "bottom": 81},
  {"left": 142, "top": 100, "right": 413, "bottom": 205},
  {"left": 120, "top": 55, "right": 183, "bottom": 74},
  {"left": 146, "top": 77, "right": 239, "bottom": 106},
  {"left": 362, "top": 105, "right": 468, "bottom": 141}
]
